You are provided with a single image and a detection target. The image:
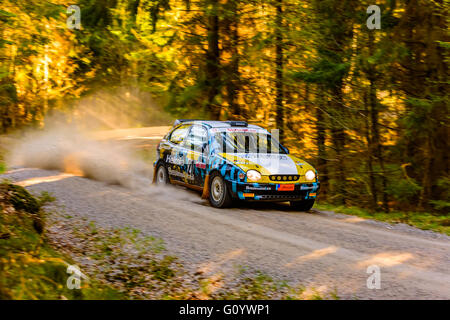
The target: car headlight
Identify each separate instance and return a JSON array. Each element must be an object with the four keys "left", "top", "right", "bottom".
[
  {"left": 305, "top": 170, "right": 315, "bottom": 181},
  {"left": 247, "top": 170, "right": 261, "bottom": 181}
]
